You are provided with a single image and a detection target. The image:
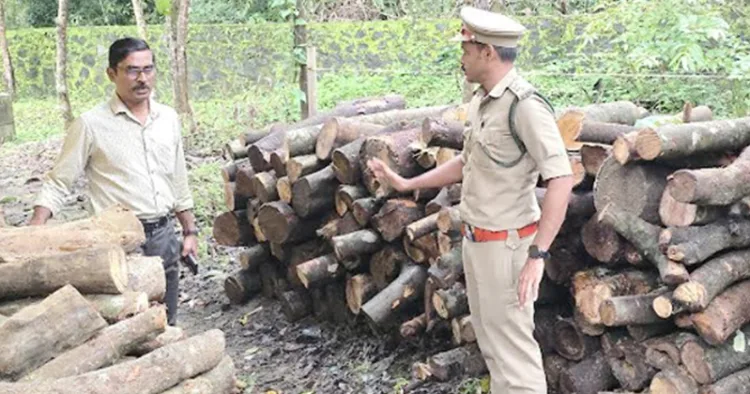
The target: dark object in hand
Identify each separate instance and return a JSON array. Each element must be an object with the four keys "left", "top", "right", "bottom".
[{"left": 181, "top": 254, "right": 199, "bottom": 275}]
